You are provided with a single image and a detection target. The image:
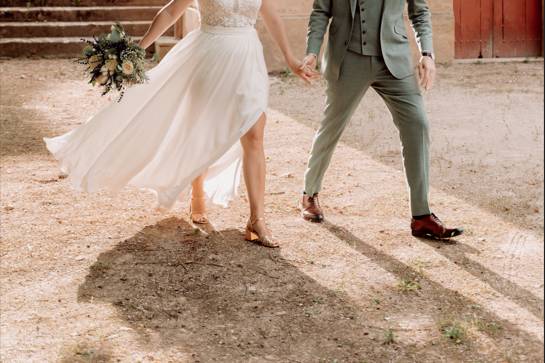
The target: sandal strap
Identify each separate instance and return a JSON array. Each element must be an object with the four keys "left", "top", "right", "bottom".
[
  {"left": 249, "top": 216, "right": 265, "bottom": 226},
  {"left": 190, "top": 196, "right": 207, "bottom": 217}
]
